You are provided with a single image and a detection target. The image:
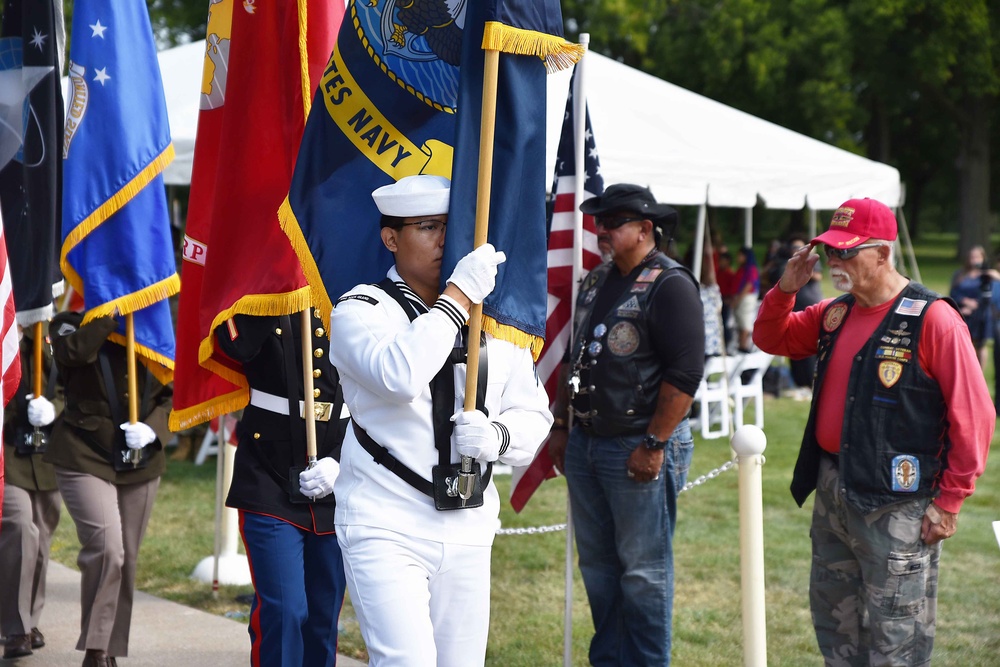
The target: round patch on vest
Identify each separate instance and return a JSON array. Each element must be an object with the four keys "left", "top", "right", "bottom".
[
  {"left": 878, "top": 360, "right": 903, "bottom": 388},
  {"left": 823, "top": 303, "right": 848, "bottom": 332},
  {"left": 607, "top": 322, "right": 640, "bottom": 356},
  {"left": 891, "top": 454, "right": 920, "bottom": 492}
]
